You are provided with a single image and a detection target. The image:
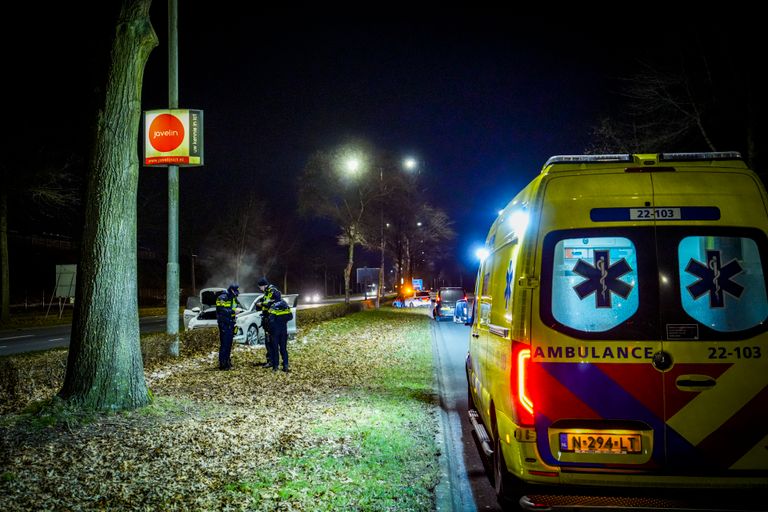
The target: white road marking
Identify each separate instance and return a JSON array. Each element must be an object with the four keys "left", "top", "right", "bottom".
[
  {"left": 49, "top": 338, "right": 65, "bottom": 342},
  {"left": 0, "top": 335, "right": 33, "bottom": 341}
]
